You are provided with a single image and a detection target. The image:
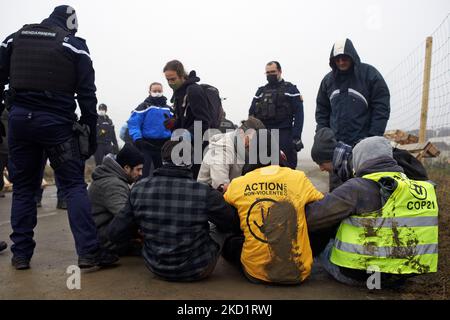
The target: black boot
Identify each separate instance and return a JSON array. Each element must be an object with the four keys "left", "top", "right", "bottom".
[
  {"left": 11, "top": 256, "right": 30, "bottom": 270},
  {"left": 78, "top": 248, "right": 119, "bottom": 269}
]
